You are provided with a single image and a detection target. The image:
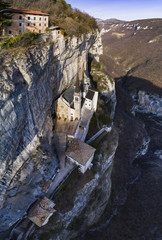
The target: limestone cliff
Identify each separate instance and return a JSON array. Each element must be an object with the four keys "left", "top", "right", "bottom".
[{"left": 0, "top": 31, "right": 100, "bottom": 231}]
